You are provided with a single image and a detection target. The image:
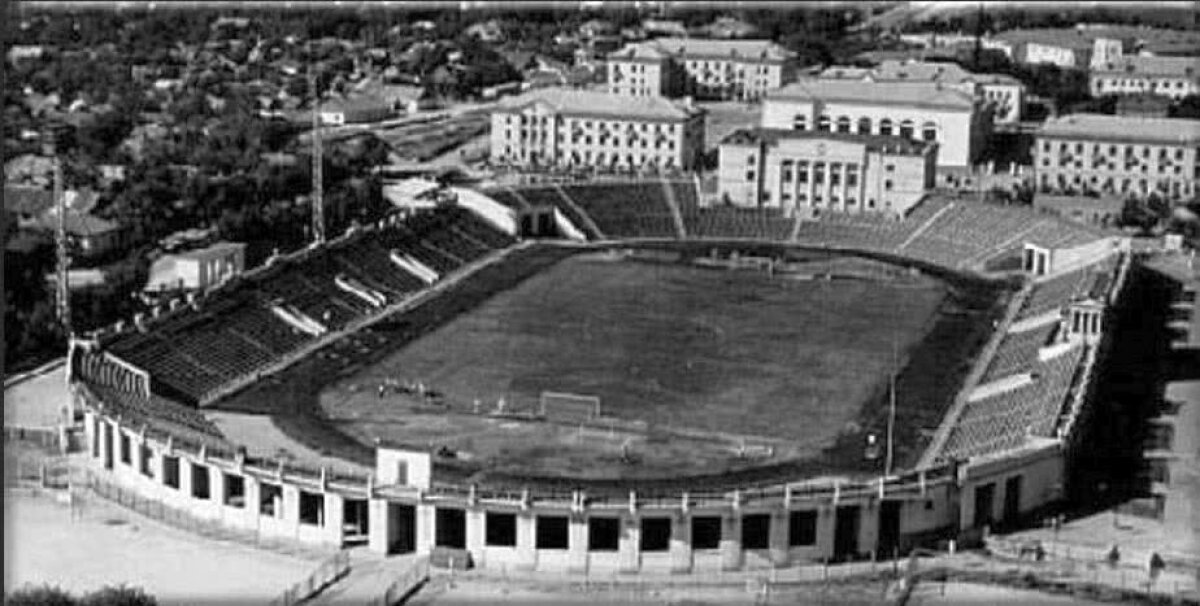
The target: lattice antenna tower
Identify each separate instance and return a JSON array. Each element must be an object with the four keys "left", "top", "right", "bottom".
[
  {"left": 45, "top": 125, "right": 72, "bottom": 337},
  {"left": 308, "top": 42, "right": 326, "bottom": 245}
]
